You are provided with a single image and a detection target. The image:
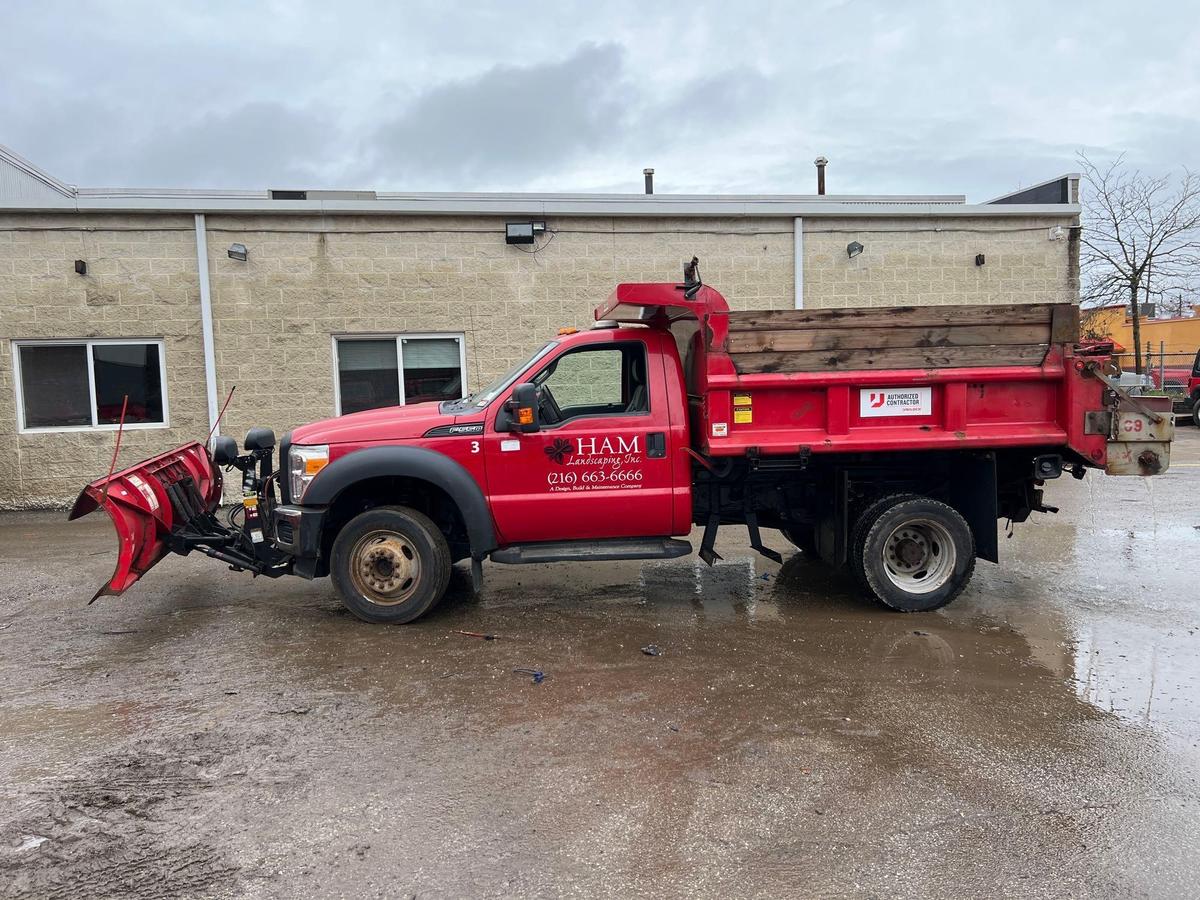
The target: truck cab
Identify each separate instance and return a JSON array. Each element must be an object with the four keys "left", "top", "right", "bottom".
[{"left": 275, "top": 323, "right": 694, "bottom": 591}]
